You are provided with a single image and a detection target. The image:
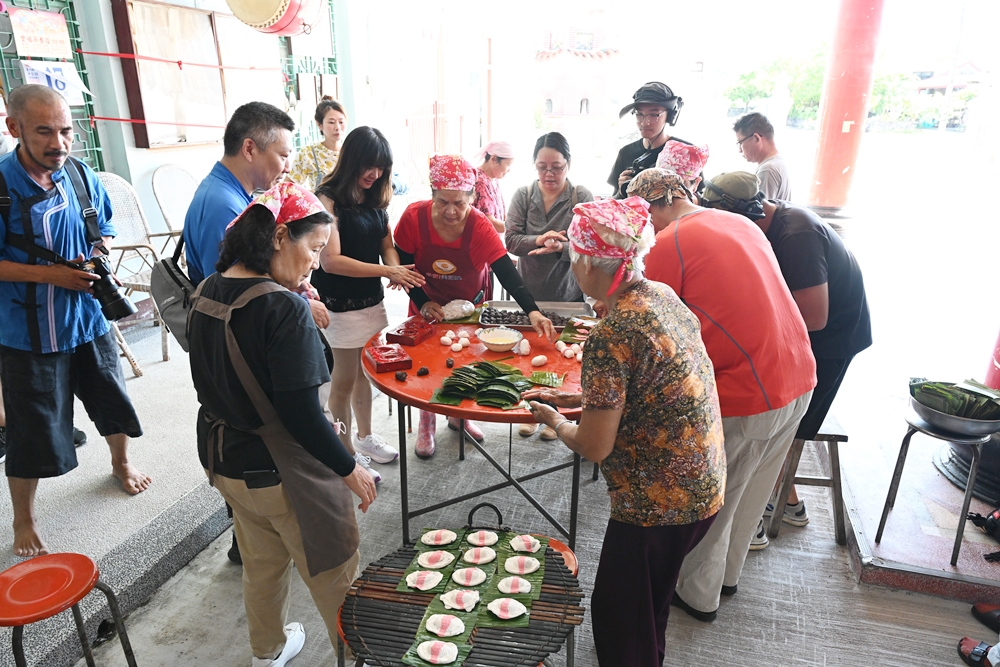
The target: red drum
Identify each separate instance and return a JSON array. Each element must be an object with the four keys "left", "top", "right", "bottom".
[{"left": 226, "top": 0, "right": 325, "bottom": 36}]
